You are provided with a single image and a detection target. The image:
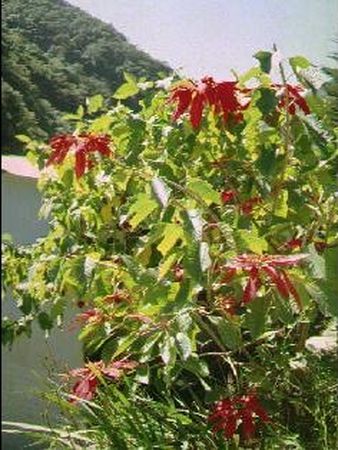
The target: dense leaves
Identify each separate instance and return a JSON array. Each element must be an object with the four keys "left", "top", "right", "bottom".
[{"left": 2, "top": 50, "right": 338, "bottom": 448}]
